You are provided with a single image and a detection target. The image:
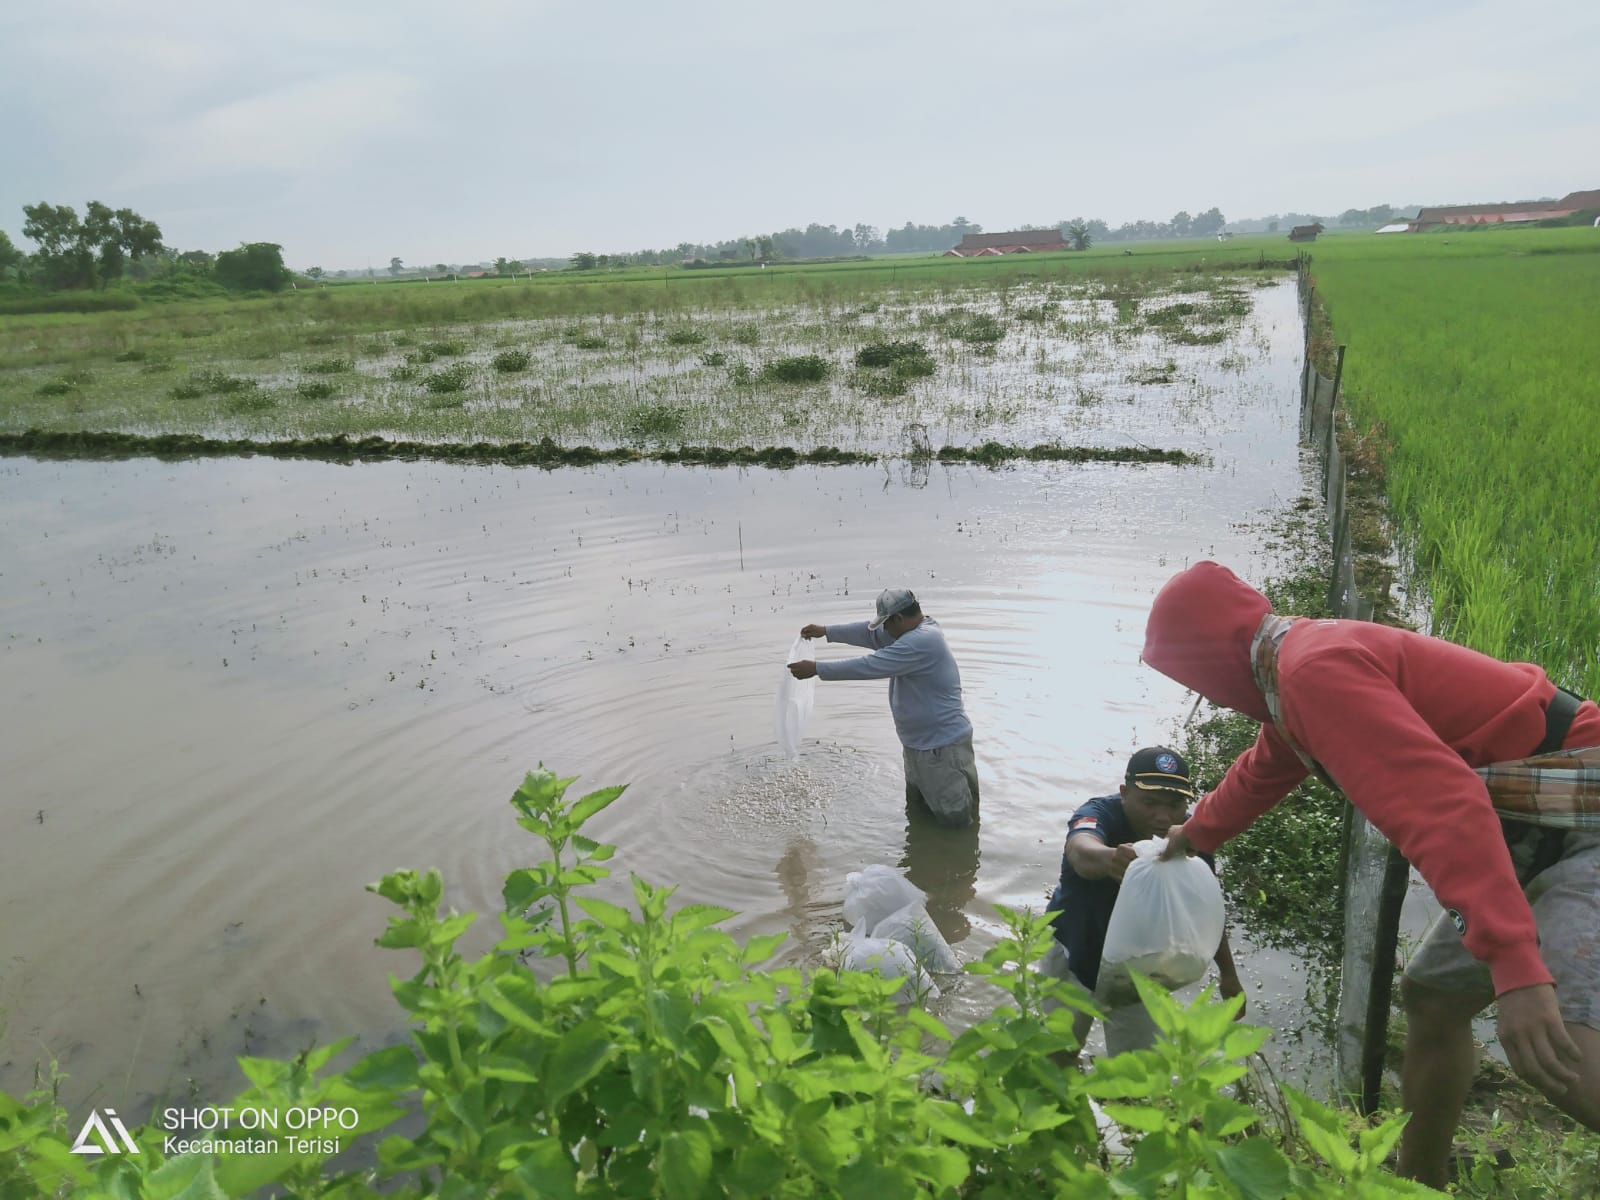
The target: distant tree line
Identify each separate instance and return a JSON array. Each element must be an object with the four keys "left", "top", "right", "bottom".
[
  {"left": 566, "top": 209, "right": 1254, "bottom": 269},
  {"left": 0, "top": 200, "right": 294, "bottom": 295}
]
